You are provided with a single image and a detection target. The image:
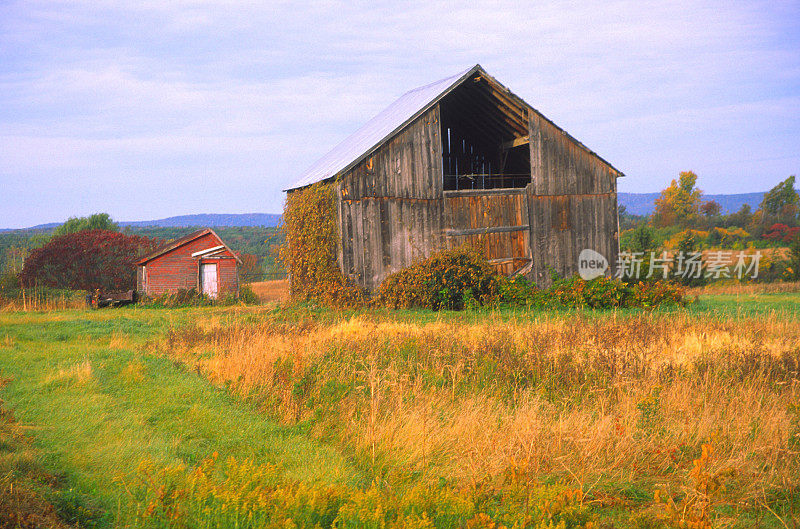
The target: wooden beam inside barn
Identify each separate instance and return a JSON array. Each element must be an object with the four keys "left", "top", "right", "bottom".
[{"left": 501, "top": 136, "right": 530, "bottom": 150}]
